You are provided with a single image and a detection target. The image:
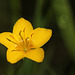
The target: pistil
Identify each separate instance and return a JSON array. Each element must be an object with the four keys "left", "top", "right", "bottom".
[{"left": 24, "top": 48, "right": 28, "bottom": 52}]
